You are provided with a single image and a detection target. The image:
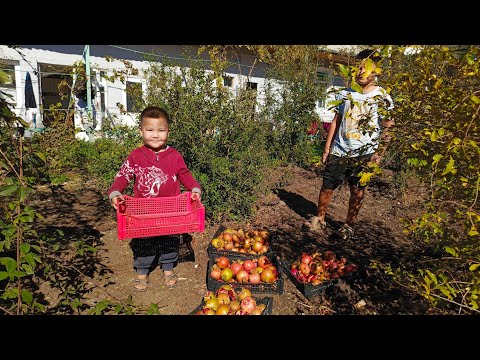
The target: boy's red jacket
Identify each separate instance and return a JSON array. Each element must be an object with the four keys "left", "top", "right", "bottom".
[{"left": 108, "top": 145, "right": 201, "bottom": 200}]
